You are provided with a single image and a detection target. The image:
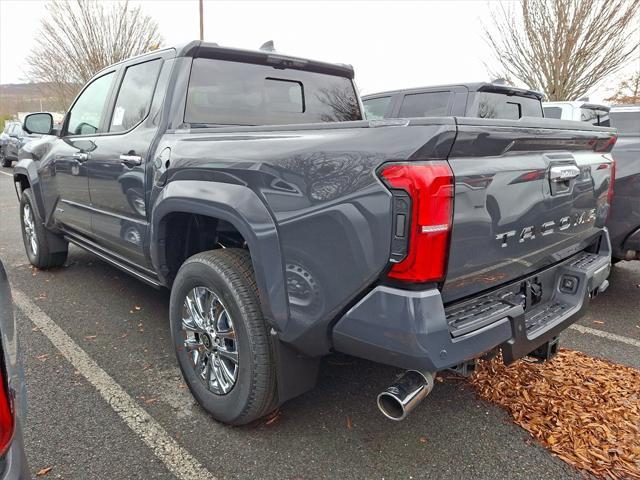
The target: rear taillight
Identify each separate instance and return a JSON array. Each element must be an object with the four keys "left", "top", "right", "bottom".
[
  {"left": 379, "top": 161, "right": 454, "bottom": 283},
  {"left": 0, "top": 375, "right": 13, "bottom": 455},
  {"left": 595, "top": 134, "right": 617, "bottom": 153},
  {"left": 608, "top": 159, "right": 616, "bottom": 212}
]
